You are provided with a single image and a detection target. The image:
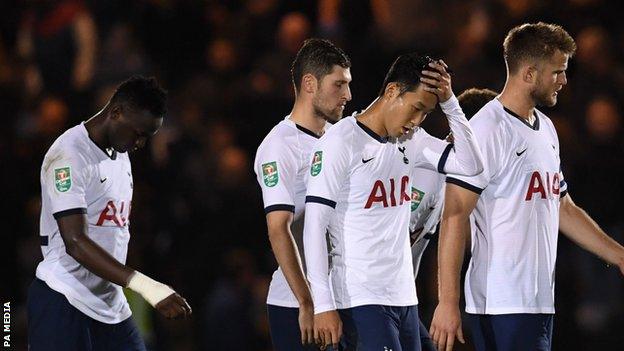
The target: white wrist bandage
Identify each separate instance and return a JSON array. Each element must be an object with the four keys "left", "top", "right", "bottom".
[{"left": 126, "top": 271, "right": 175, "bottom": 307}]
